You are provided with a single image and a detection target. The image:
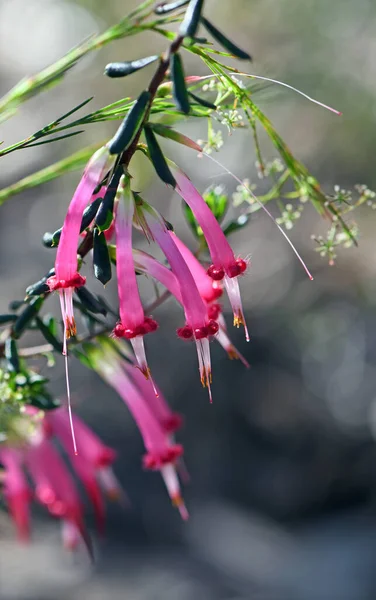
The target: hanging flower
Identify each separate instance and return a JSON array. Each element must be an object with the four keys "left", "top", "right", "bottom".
[
  {"left": 113, "top": 176, "right": 158, "bottom": 385},
  {"left": 85, "top": 339, "right": 188, "bottom": 519},
  {"left": 47, "top": 146, "right": 111, "bottom": 354},
  {"left": 170, "top": 164, "right": 249, "bottom": 341},
  {"left": 138, "top": 201, "right": 219, "bottom": 400}
]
